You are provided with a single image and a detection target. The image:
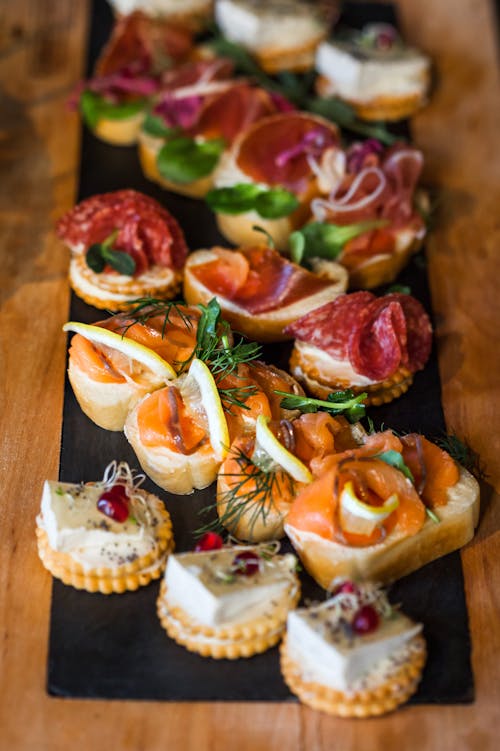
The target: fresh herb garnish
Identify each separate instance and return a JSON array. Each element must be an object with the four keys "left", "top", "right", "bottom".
[
  {"left": 80, "top": 90, "right": 146, "bottom": 129},
  {"left": 386, "top": 284, "right": 411, "bottom": 295},
  {"left": 305, "top": 96, "right": 399, "bottom": 146},
  {"left": 252, "top": 225, "right": 275, "bottom": 249},
  {"left": 375, "top": 450, "right": 414, "bottom": 482},
  {"left": 196, "top": 445, "right": 295, "bottom": 537},
  {"left": 426, "top": 508, "right": 440, "bottom": 524},
  {"left": 275, "top": 388, "right": 367, "bottom": 423},
  {"left": 156, "top": 136, "right": 225, "bottom": 183},
  {"left": 141, "top": 112, "right": 180, "bottom": 139},
  {"left": 435, "top": 434, "right": 486, "bottom": 480},
  {"left": 206, "top": 183, "right": 299, "bottom": 218},
  {"left": 289, "top": 220, "right": 388, "bottom": 265},
  {"left": 86, "top": 230, "right": 136, "bottom": 276}
]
